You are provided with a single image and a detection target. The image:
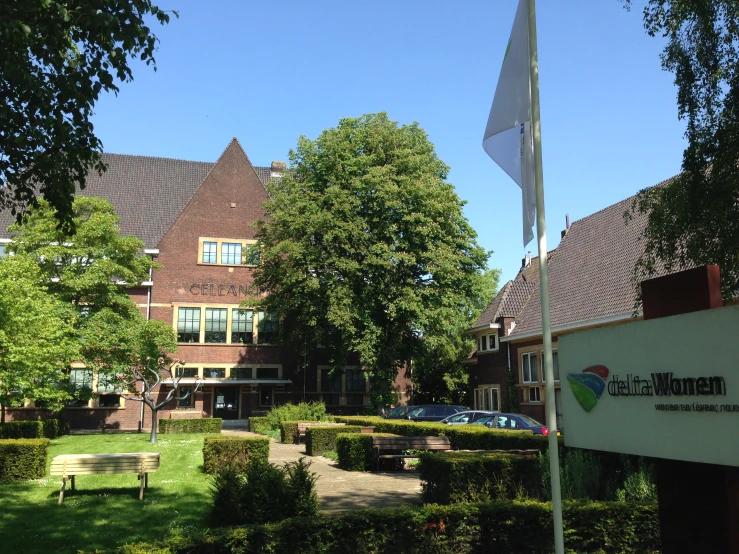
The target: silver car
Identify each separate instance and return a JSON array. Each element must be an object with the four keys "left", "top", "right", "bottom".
[{"left": 438, "top": 410, "right": 499, "bottom": 425}]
